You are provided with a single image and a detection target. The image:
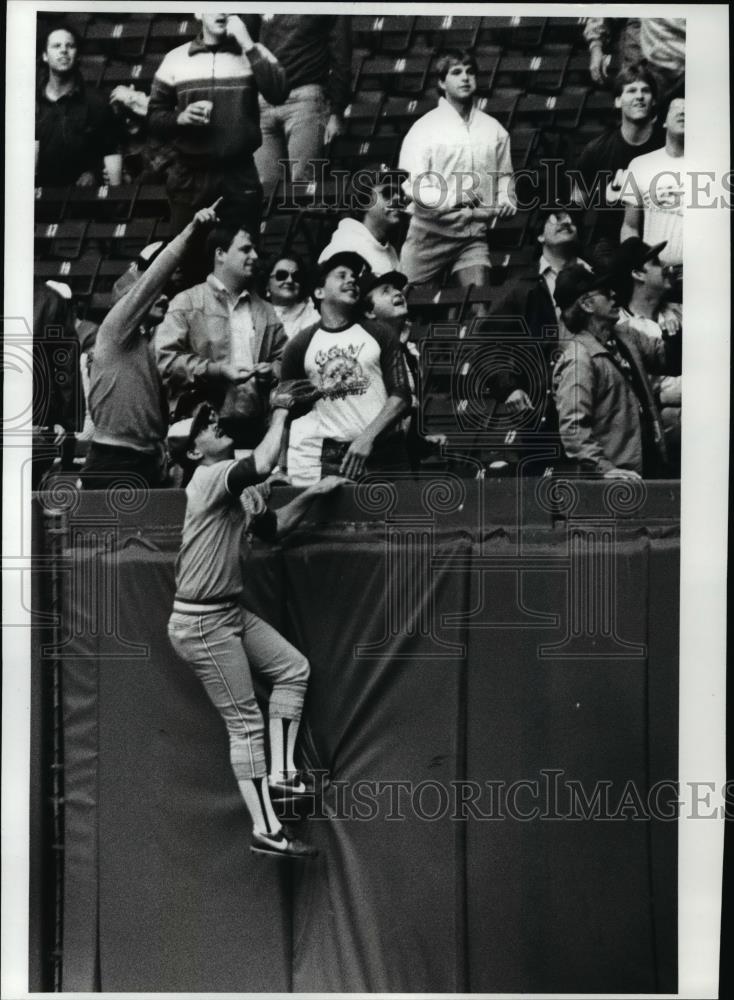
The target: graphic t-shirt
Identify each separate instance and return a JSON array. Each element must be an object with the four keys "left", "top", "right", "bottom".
[
  {"left": 281, "top": 320, "right": 409, "bottom": 485},
  {"left": 620, "top": 147, "right": 686, "bottom": 265},
  {"left": 574, "top": 125, "right": 664, "bottom": 243}
]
